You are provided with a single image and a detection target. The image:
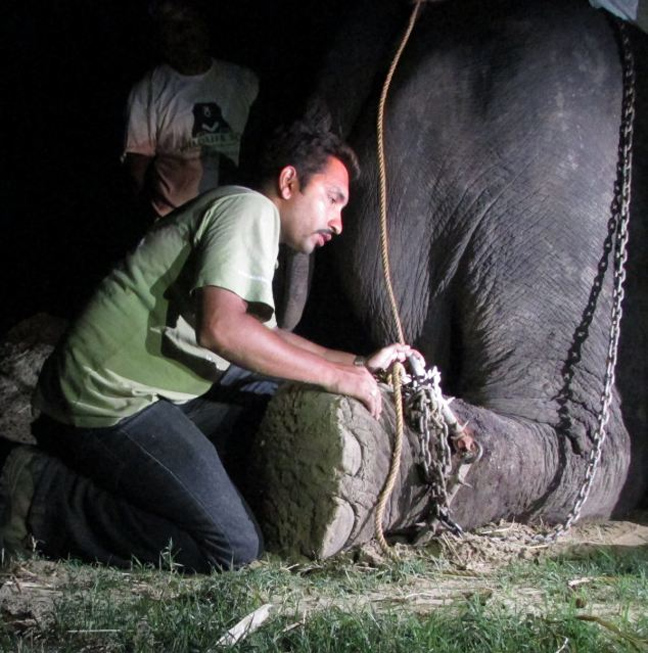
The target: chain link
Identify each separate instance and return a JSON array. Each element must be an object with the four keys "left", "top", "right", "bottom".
[{"left": 401, "top": 366, "right": 482, "bottom": 538}]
